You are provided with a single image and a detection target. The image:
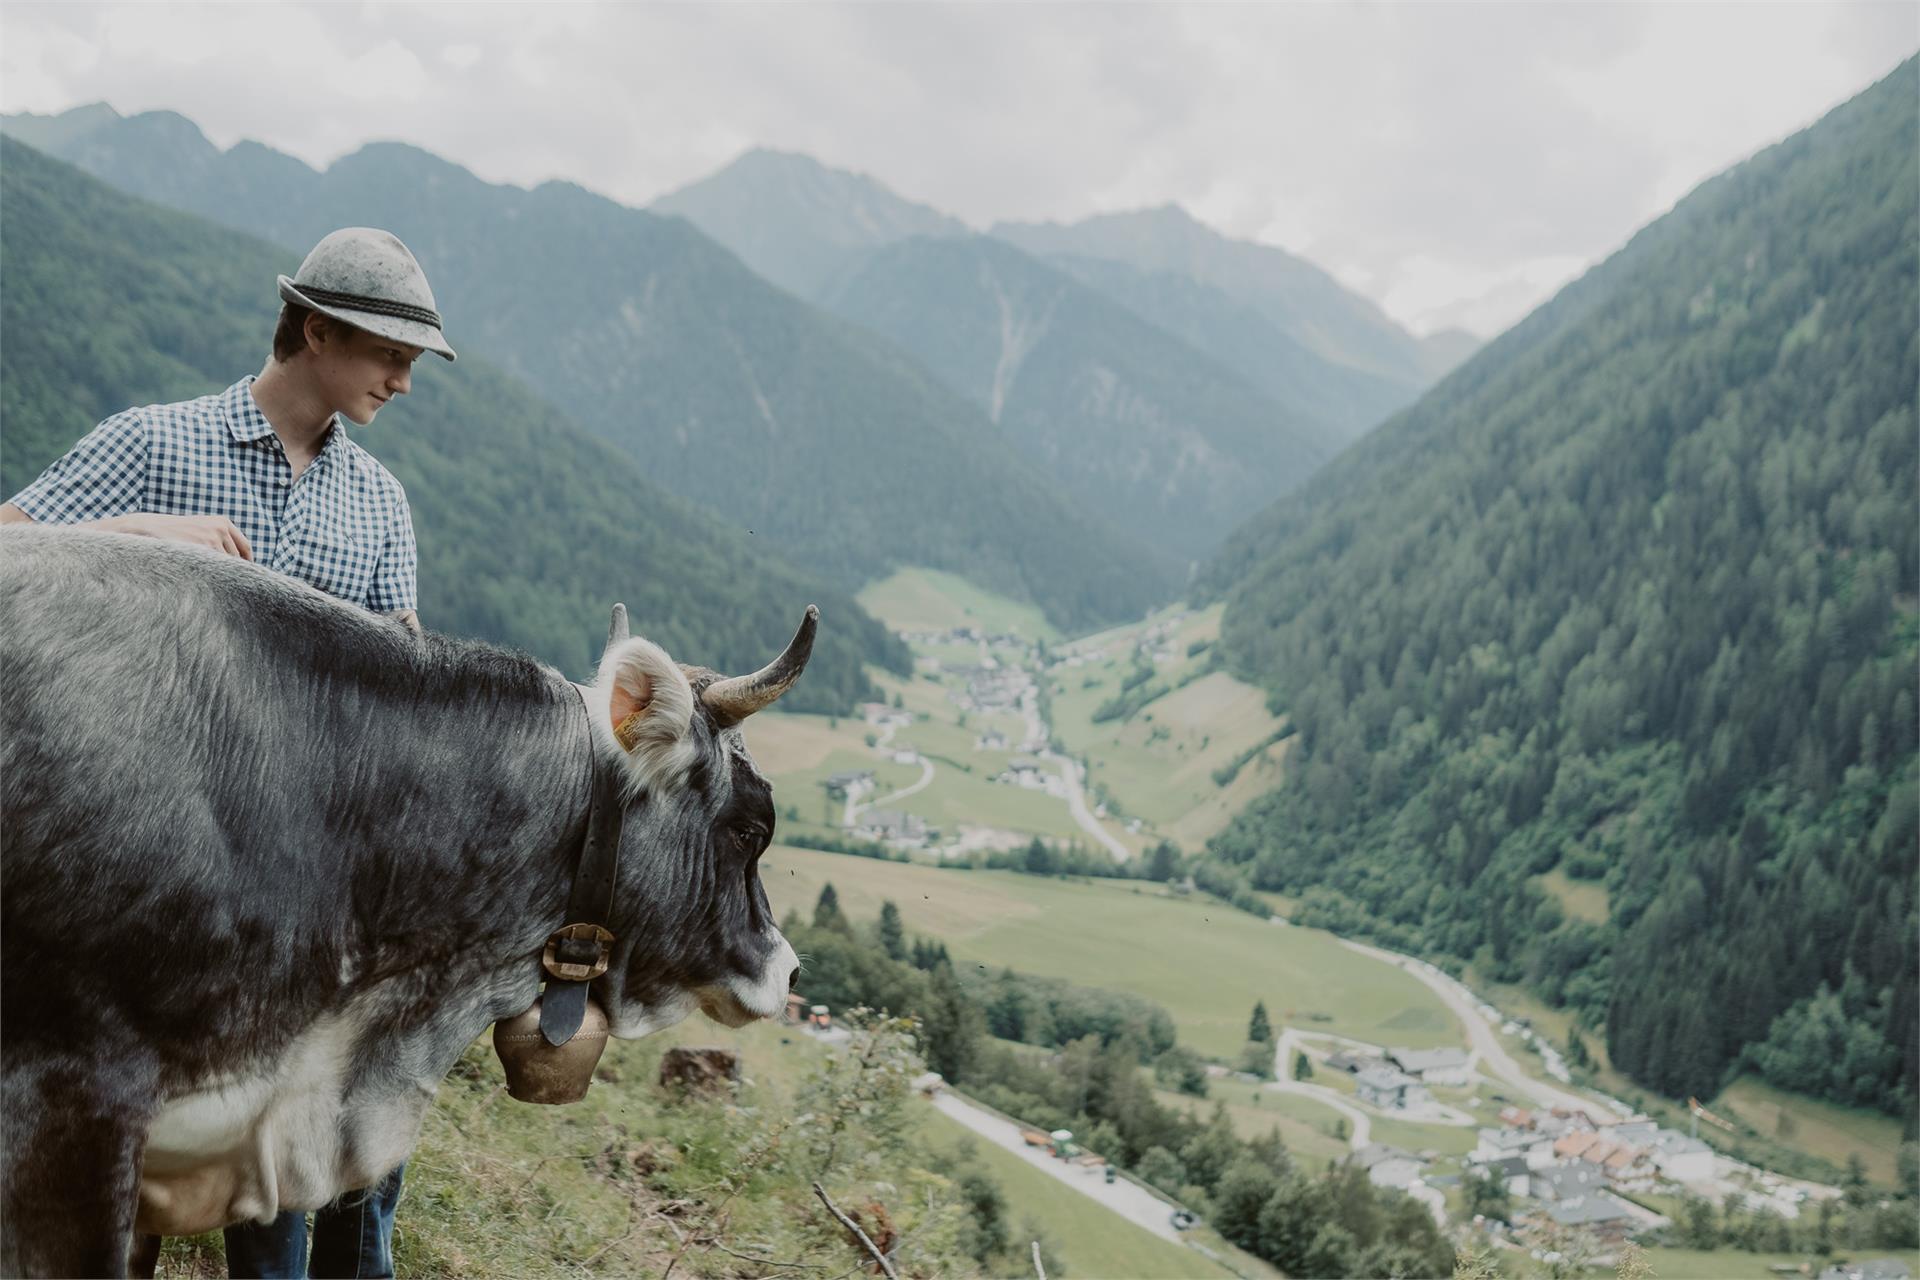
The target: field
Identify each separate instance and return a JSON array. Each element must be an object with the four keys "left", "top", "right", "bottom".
[
  {"left": 1154, "top": 1079, "right": 1351, "bottom": 1167},
  {"left": 857, "top": 566, "right": 1059, "bottom": 640},
  {"left": 1529, "top": 867, "right": 1611, "bottom": 924},
  {"left": 764, "top": 847, "right": 1463, "bottom": 1060},
  {"left": 1045, "top": 605, "right": 1289, "bottom": 845},
  {"left": 1713, "top": 1077, "right": 1910, "bottom": 1186},
  {"left": 914, "top": 1110, "right": 1237, "bottom": 1279}
]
